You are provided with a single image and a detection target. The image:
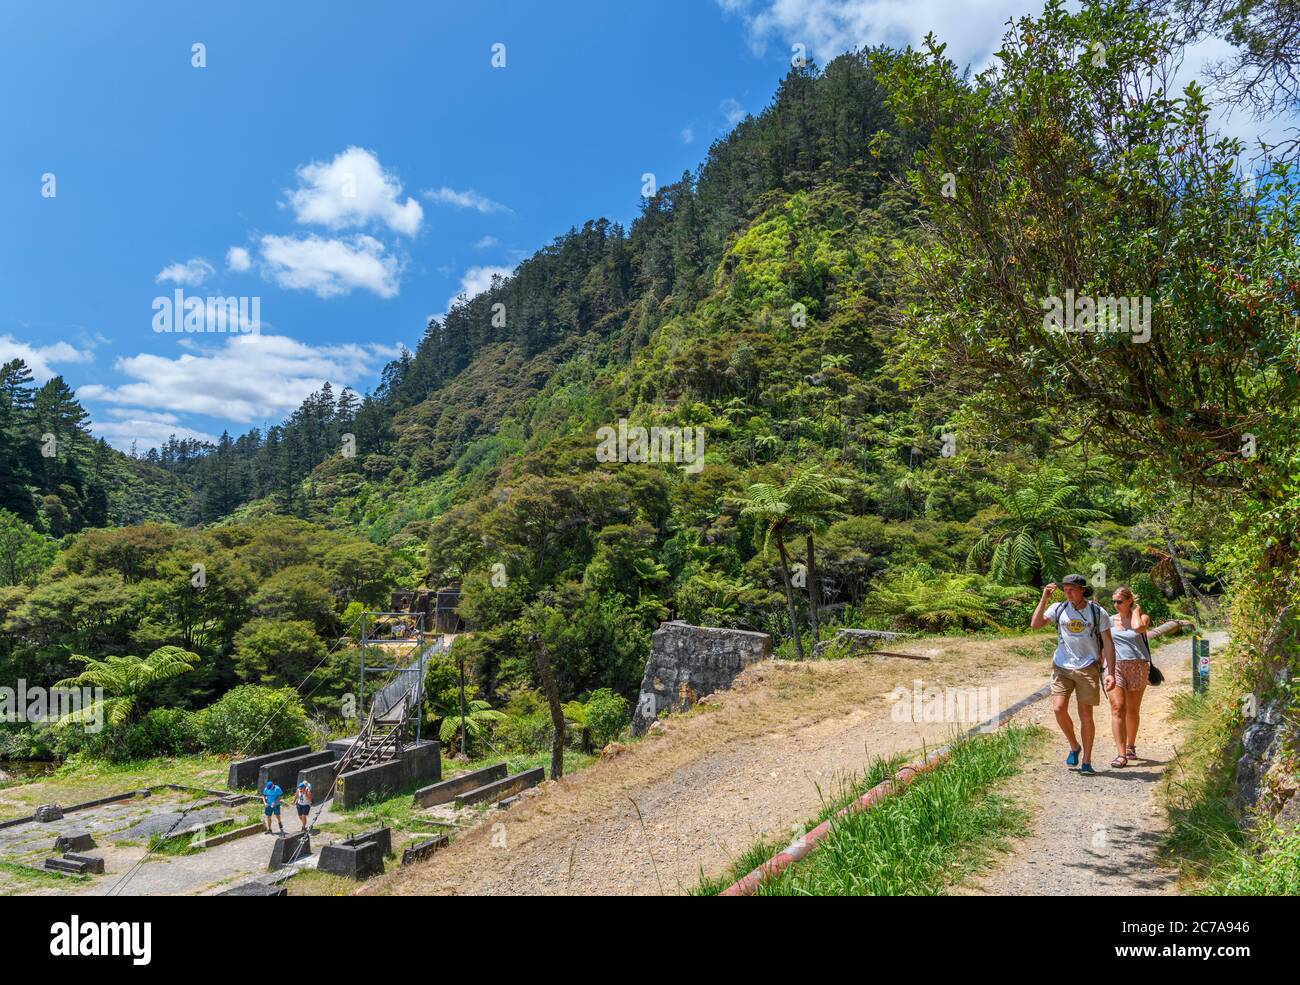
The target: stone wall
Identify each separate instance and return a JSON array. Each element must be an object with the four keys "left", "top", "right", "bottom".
[{"left": 630, "top": 622, "right": 771, "bottom": 736}]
